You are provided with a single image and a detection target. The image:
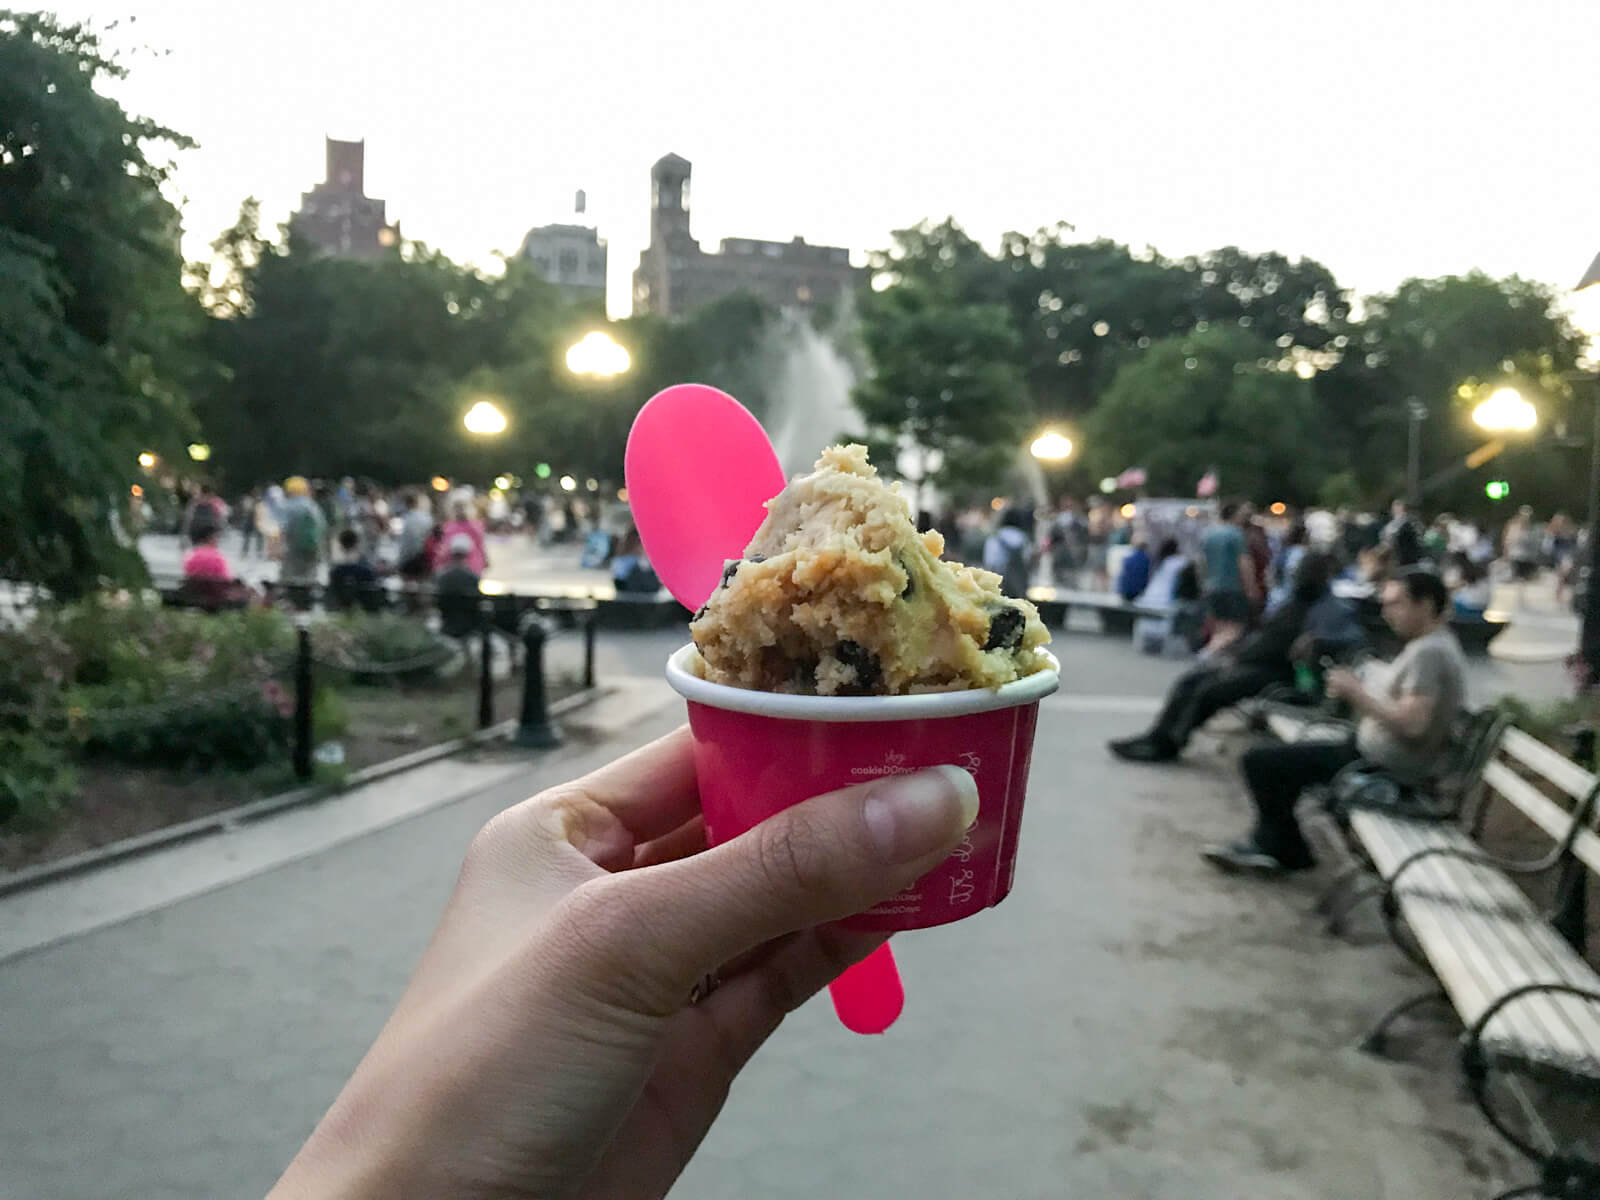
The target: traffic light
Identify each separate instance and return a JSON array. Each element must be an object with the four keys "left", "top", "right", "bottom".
[{"left": 1485, "top": 480, "right": 1510, "bottom": 501}]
